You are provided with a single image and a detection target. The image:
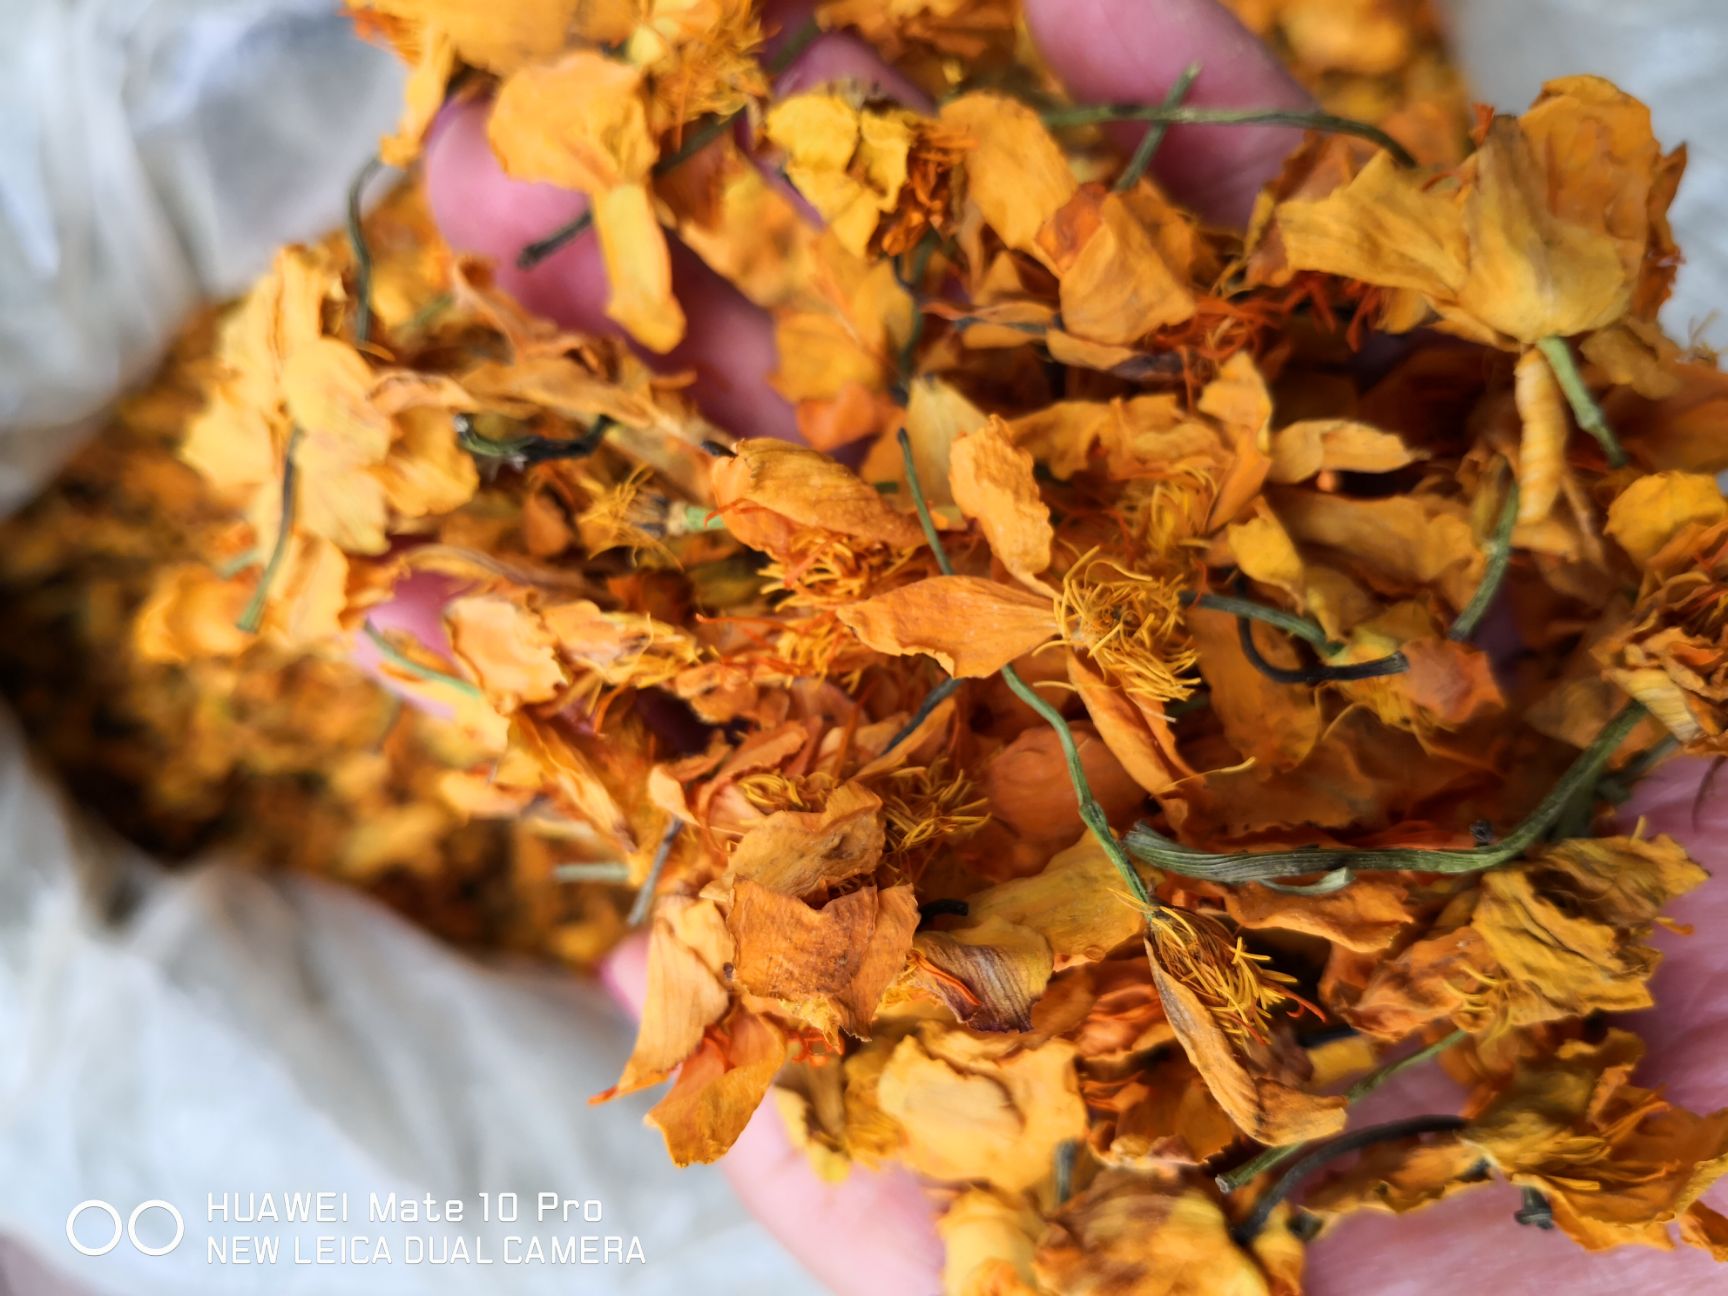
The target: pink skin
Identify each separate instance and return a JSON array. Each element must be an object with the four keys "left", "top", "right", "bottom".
[{"left": 408, "top": 2, "right": 1728, "bottom": 1289}]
